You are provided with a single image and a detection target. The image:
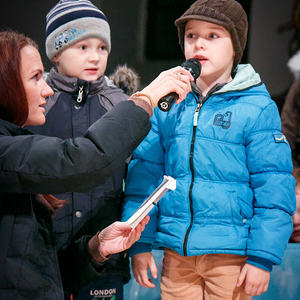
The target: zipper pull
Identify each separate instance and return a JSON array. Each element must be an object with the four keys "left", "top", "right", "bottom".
[
  {"left": 193, "top": 102, "right": 202, "bottom": 126},
  {"left": 76, "top": 86, "right": 84, "bottom": 104}
]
